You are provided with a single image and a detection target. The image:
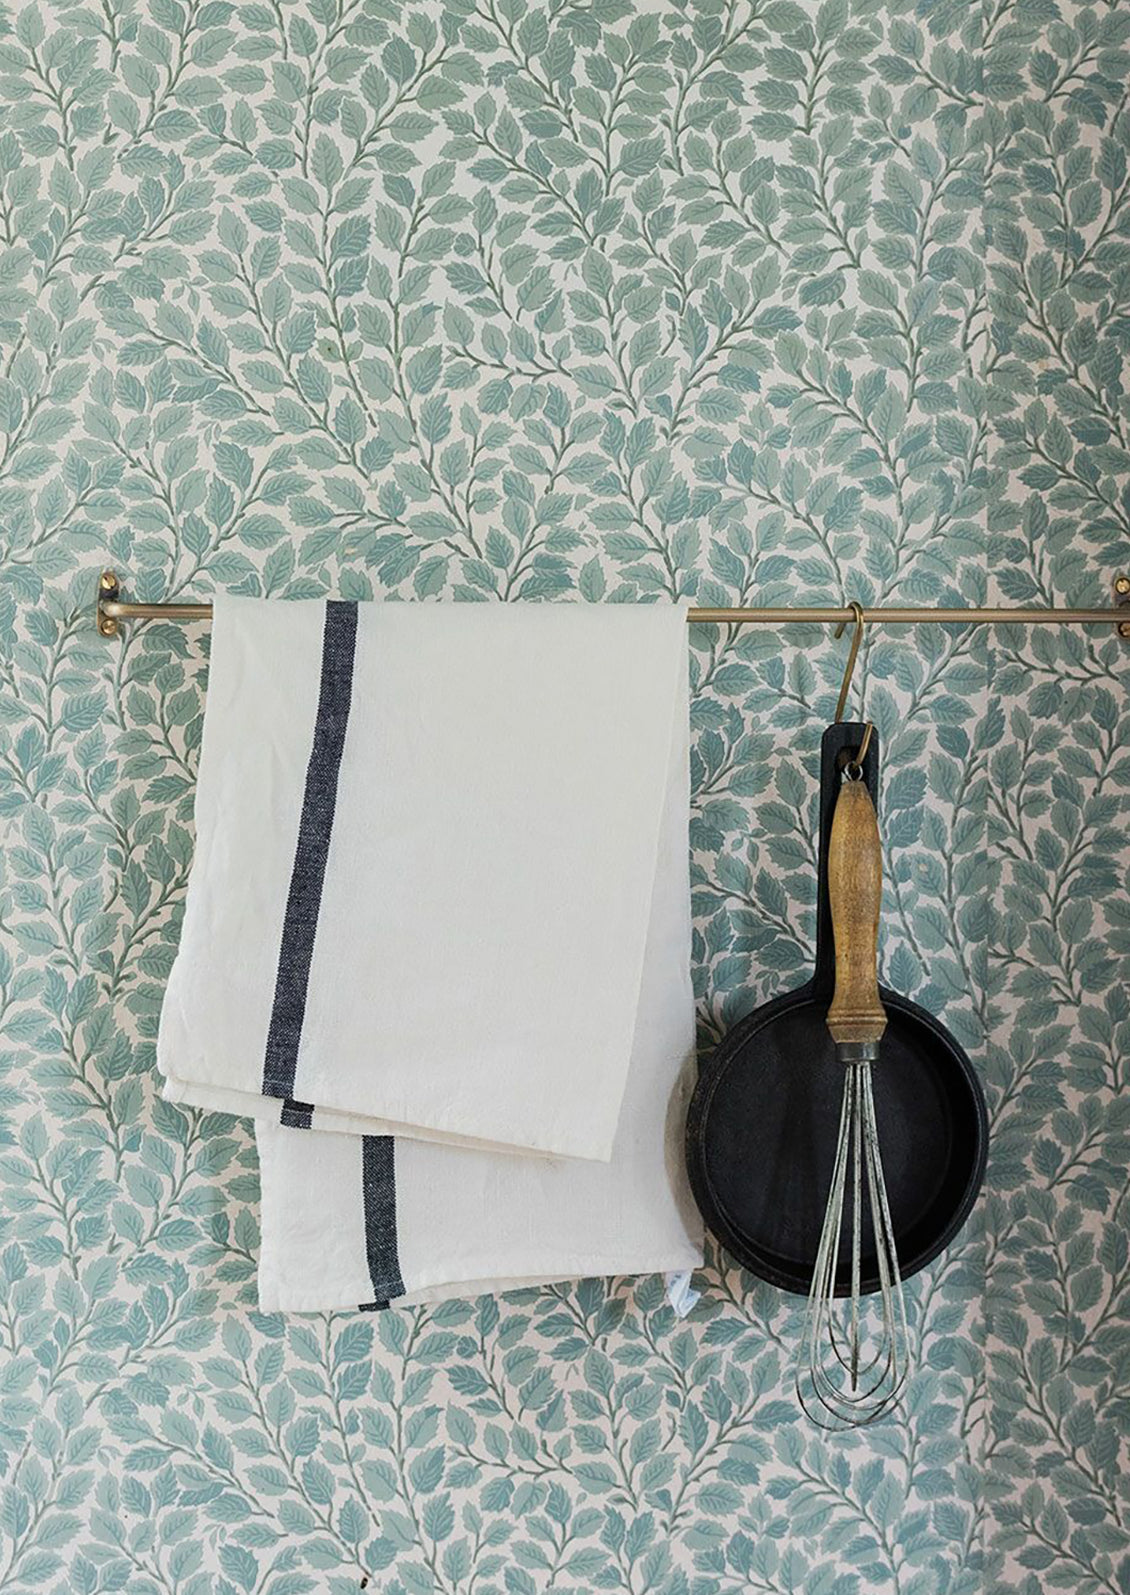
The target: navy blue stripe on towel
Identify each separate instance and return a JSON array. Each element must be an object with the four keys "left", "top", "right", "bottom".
[
  {"left": 362, "top": 1136, "right": 404, "bottom": 1302},
  {"left": 262, "top": 600, "right": 359, "bottom": 1101},
  {"left": 279, "top": 1098, "right": 314, "bottom": 1129}
]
